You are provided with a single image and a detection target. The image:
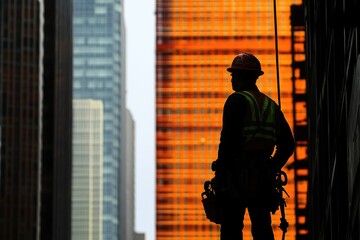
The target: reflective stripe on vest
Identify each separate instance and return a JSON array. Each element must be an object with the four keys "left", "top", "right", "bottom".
[{"left": 235, "top": 91, "right": 277, "bottom": 149}]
